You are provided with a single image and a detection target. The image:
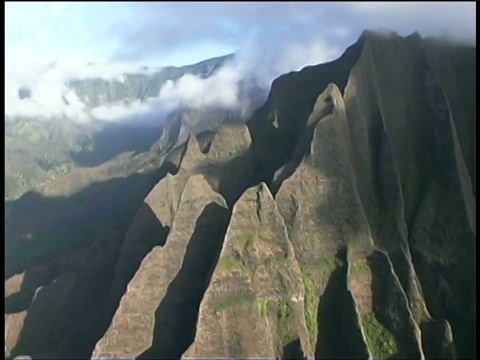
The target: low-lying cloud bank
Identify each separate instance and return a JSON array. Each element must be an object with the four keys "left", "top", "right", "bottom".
[{"left": 5, "top": 37, "right": 341, "bottom": 124}]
